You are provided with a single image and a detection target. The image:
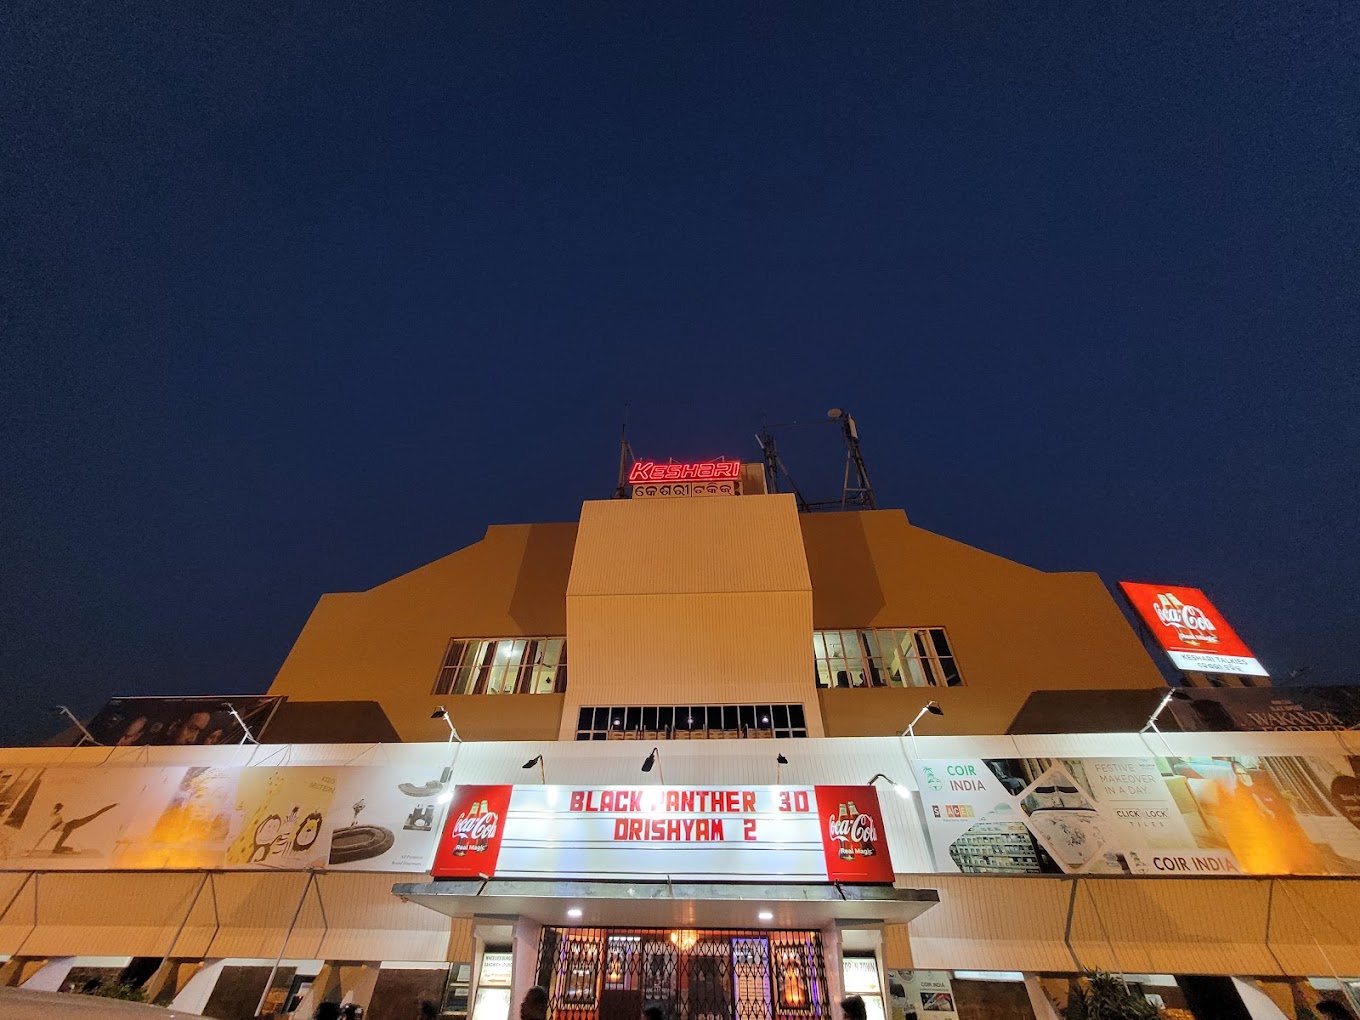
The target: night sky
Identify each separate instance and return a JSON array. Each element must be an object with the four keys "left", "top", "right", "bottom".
[{"left": 3, "top": 1, "right": 1355, "bottom": 745}]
